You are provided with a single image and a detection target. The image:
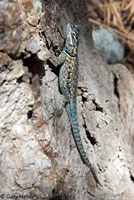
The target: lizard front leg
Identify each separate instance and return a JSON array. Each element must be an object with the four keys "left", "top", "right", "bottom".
[
  {"left": 48, "top": 50, "right": 68, "bottom": 117},
  {"left": 49, "top": 51, "right": 67, "bottom": 66}
]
